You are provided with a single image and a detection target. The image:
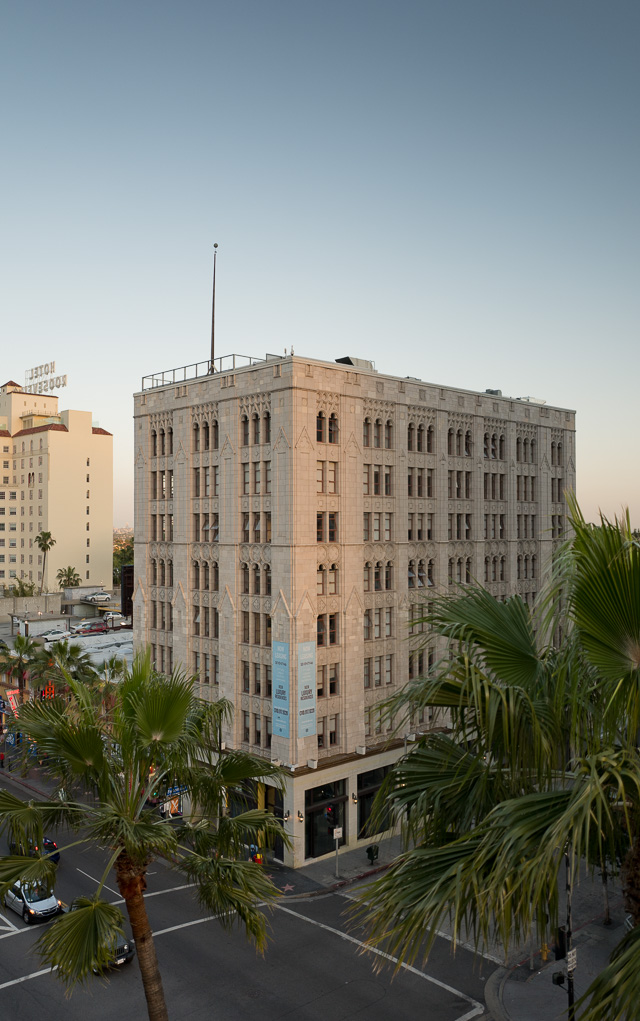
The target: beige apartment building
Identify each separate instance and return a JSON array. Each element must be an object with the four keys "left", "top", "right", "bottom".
[
  {"left": 133, "top": 353, "right": 575, "bottom": 868},
  {"left": 0, "top": 381, "right": 113, "bottom": 591}
]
